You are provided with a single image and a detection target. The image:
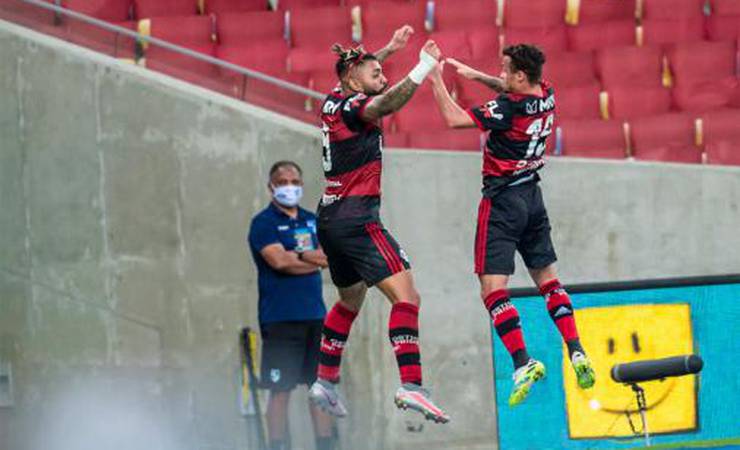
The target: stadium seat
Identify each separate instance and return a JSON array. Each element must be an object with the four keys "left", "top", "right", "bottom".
[
  {"left": 467, "top": 27, "right": 500, "bottom": 60},
  {"left": 217, "top": 39, "right": 289, "bottom": 75},
  {"left": 702, "top": 109, "right": 740, "bottom": 142},
  {"left": 596, "top": 45, "right": 663, "bottom": 89},
  {"left": 630, "top": 113, "right": 701, "bottom": 163},
  {"left": 217, "top": 11, "right": 285, "bottom": 46},
  {"left": 203, "top": 0, "right": 266, "bottom": 14},
  {"left": 429, "top": 30, "right": 472, "bottom": 62},
  {"left": 60, "top": 0, "right": 135, "bottom": 57},
  {"left": 503, "top": 26, "right": 568, "bottom": 55},
  {"left": 361, "top": 1, "right": 426, "bottom": 45},
  {"left": 607, "top": 85, "right": 672, "bottom": 119},
  {"left": 559, "top": 119, "right": 627, "bottom": 159},
  {"left": 707, "top": 15, "right": 740, "bottom": 41},
  {"left": 566, "top": 19, "right": 636, "bottom": 51},
  {"left": 62, "top": 0, "right": 132, "bottom": 21},
  {"left": 133, "top": 0, "right": 198, "bottom": 19},
  {"left": 639, "top": 18, "right": 706, "bottom": 46},
  {"left": 668, "top": 41, "right": 738, "bottom": 111},
  {"left": 504, "top": 0, "right": 565, "bottom": 28},
  {"left": 570, "top": 0, "right": 636, "bottom": 24},
  {"left": 290, "top": 6, "right": 352, "bottom": 48},
  {"left": 543, "top": 51, "right": 597, "bottom": 88},
  {"left": 407, "top": 128, "right": 484, "bottom": 151},
  {"left": 384, "top": 131, "right": 410, "bottom": 148},
  {"left": 433, "top": 0, "right": 497, "bottom": 32},
  {"left": 275, "top": 0, "right": 342, "bottom": 9},
  {"left": 557, "top": 84, "right": 603, "bottom": 120},
  {"left": 641, "top": 0, "right": 705, "bottom": 20},
  {"left": 144, "top": 15, "right": 219, "bottom": 83},
  {"left": 710, "top": 0, "right": 740, "bottom": 16},
  {"left": 705, "top": 139, "right": 740, "bottom": 165},
  {"left": 307, "top": 69, "right": 340, "bottom": 94}
]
